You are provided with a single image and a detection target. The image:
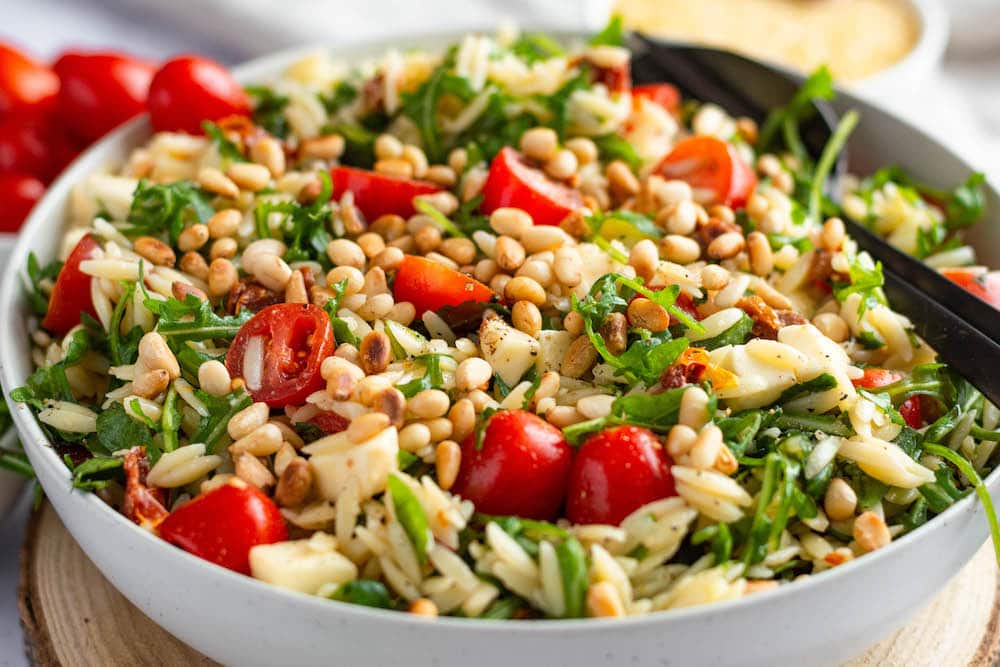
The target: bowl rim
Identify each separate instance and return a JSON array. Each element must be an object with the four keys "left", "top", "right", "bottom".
[{"left": 1, "top": 27, "right": 996, "bottom": 633}]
